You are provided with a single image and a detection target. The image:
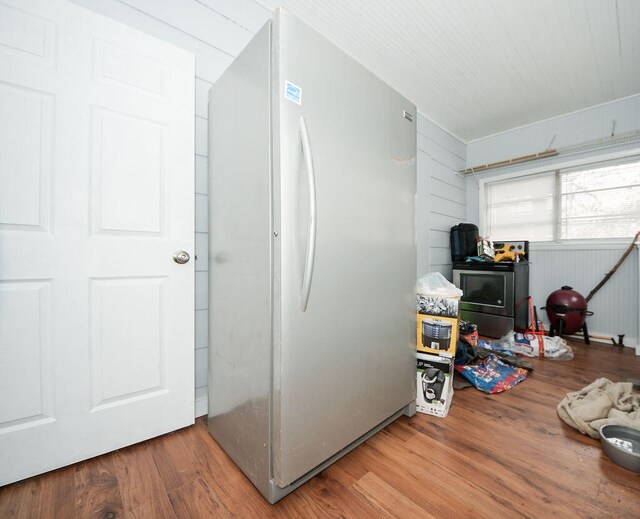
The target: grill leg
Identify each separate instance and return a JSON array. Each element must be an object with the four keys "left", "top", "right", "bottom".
[
  {"left": 557, "top": 319, "right": 565, "bottom": 339},
  {"left": 582, "top": 321, "right": 590, "bottom": 345}
]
